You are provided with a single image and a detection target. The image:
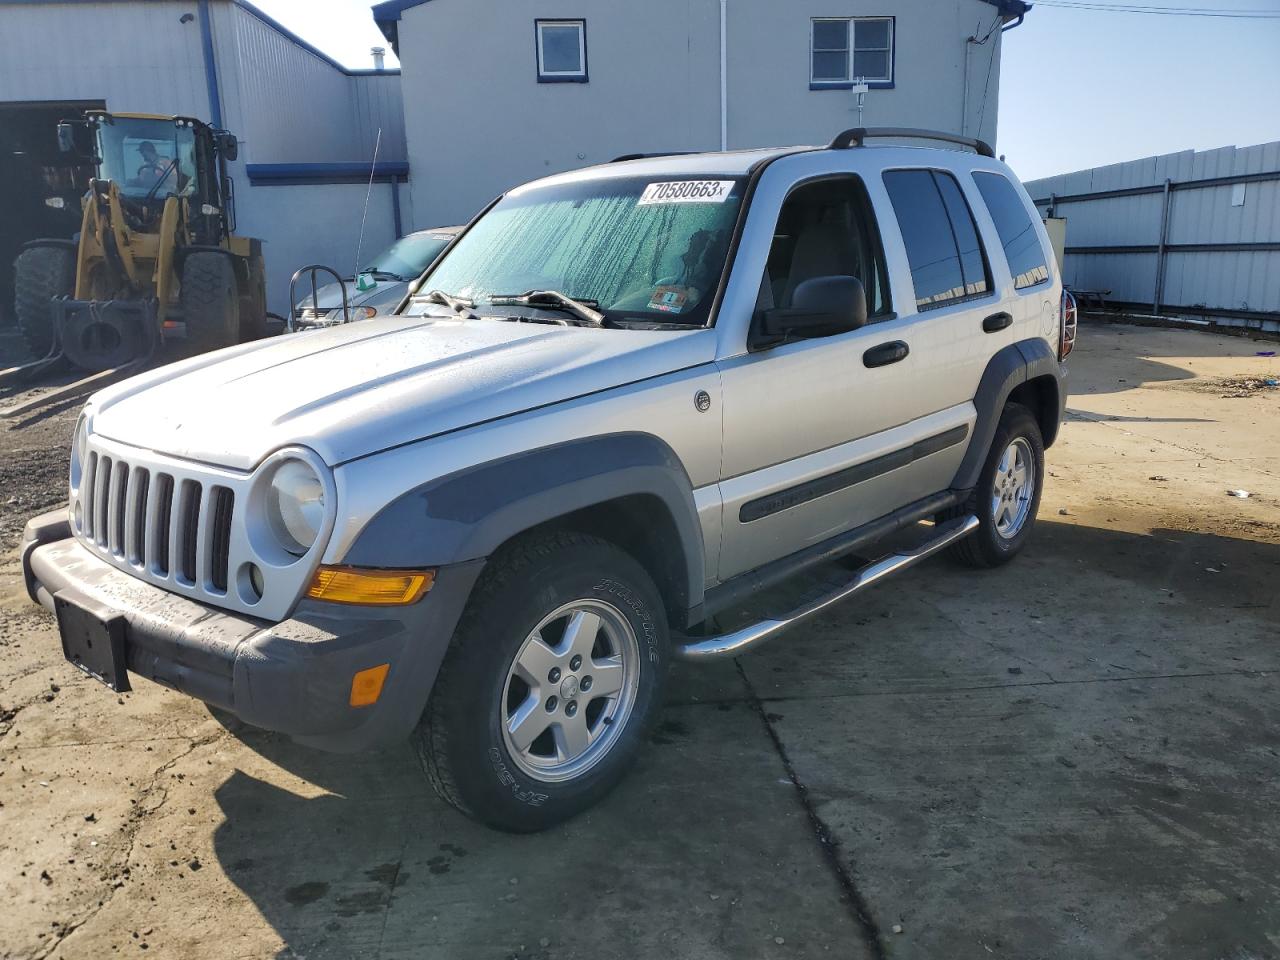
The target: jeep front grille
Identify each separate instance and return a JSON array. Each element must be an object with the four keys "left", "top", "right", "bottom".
[{"left": 77, "top": 443, "right": 235, "bottom": 597}]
